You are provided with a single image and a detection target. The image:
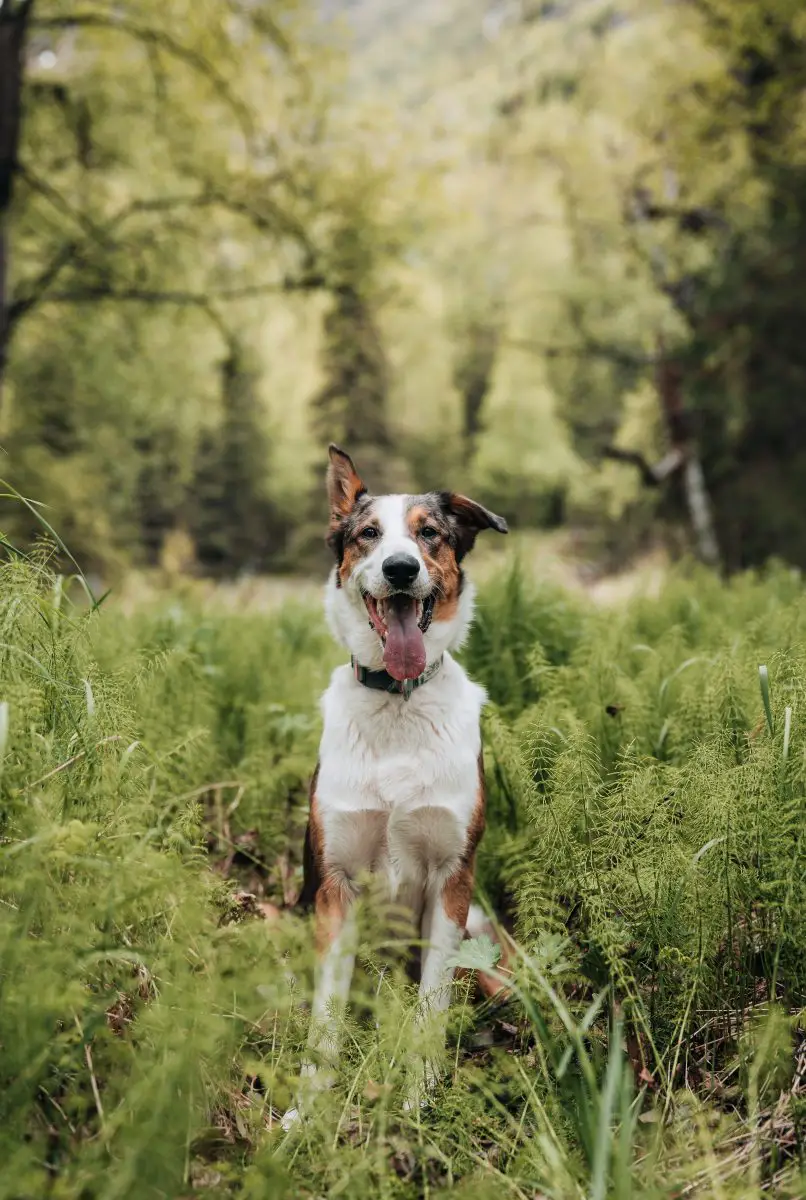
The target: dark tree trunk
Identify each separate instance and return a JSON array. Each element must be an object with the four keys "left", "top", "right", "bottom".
[
  {"left": 603, "top": 341, "right": 721, "bottom": 568},
  {"left": 0, "top": 0, "right": 34, "bottom": 407},
  {"left": 453, "top": 319, "right": 499, "bottom": 453}
]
